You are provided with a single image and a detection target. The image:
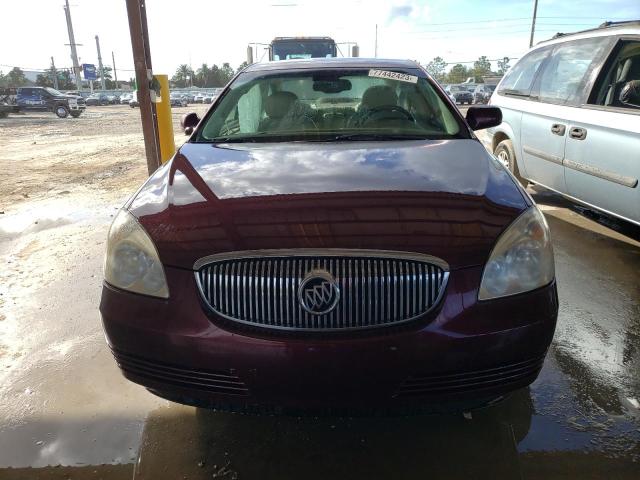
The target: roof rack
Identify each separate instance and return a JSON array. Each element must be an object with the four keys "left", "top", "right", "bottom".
[{"left": 542, "top": 19, "right": 640, "bottom": 42}]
